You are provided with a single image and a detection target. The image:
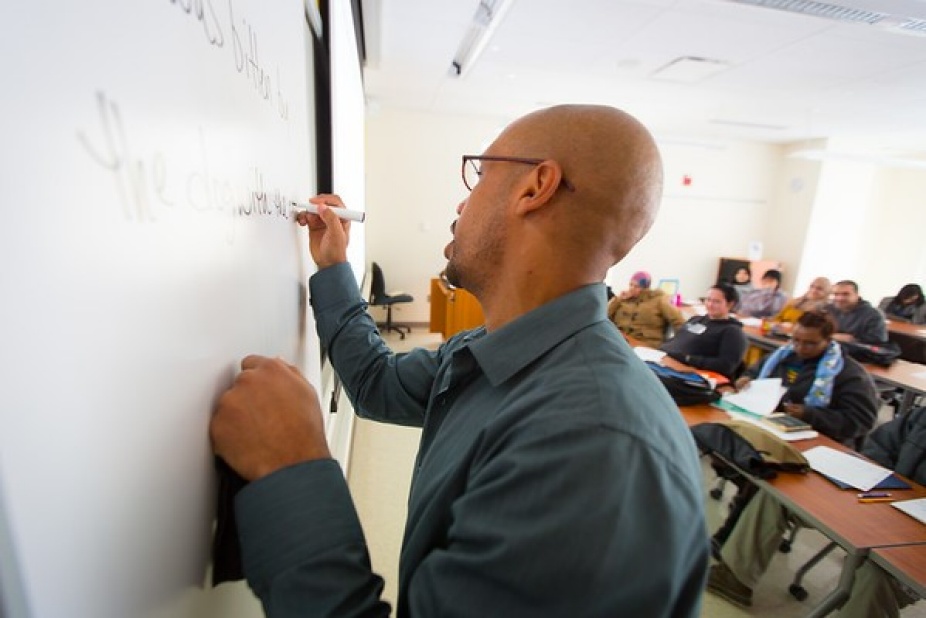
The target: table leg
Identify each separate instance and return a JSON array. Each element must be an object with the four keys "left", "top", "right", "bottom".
[
  {"left": 898, "top": 390, "right": 915, "bottom": 416},
  {"left": 805, "top": 550, "right": 867, "bottom": 618}
]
